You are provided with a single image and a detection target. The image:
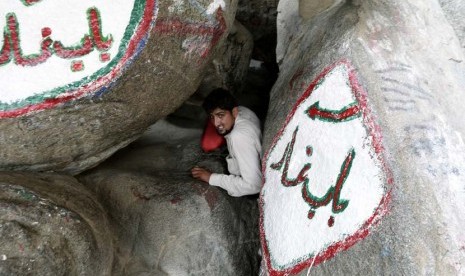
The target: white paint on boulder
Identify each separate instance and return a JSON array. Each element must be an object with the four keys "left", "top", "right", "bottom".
[
  {"left": 206, "top": 0, "right": 226, "bottom": 14},
  {"left": 261, "top": 61, "right": 390, "bottom": 274},
  {"left": 0, "top": 1, "right": 138, "bottom": 104},
  {"left": 168, "top": 0, "right": 186, "bottom": 14}
]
